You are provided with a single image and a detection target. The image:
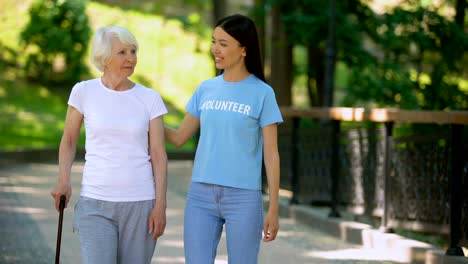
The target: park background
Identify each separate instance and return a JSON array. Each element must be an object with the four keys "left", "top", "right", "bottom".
[
  {"left": 0, "top": 0, "right": 467, "bottom": 259},
  {"left": 1, "top": 0, "right": 466, "bottom": 151}
]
